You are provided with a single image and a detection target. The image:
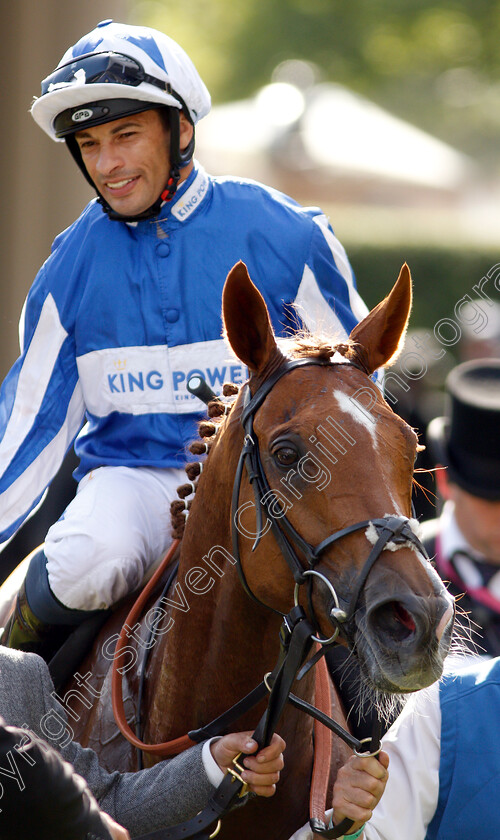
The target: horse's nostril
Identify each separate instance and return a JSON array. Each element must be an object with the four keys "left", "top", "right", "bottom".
[
  {"left": 371, "top": 600, "right": 417, "bottom": 641},
  {"left": 393, "top": 602, "right": 417, "bottom": 632}
]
